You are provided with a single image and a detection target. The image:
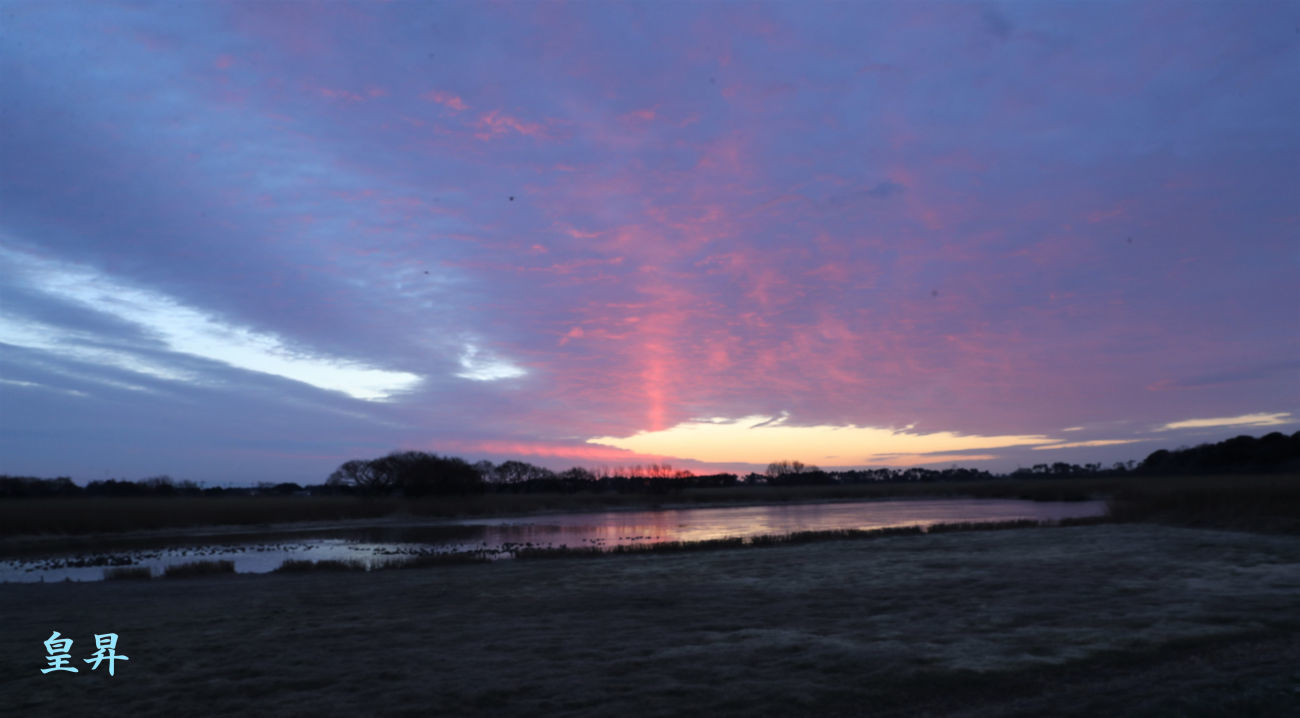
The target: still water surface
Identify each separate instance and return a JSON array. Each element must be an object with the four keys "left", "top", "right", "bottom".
[{"left": 1, "top": 497, "right": 1106, "bottom": 583}]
